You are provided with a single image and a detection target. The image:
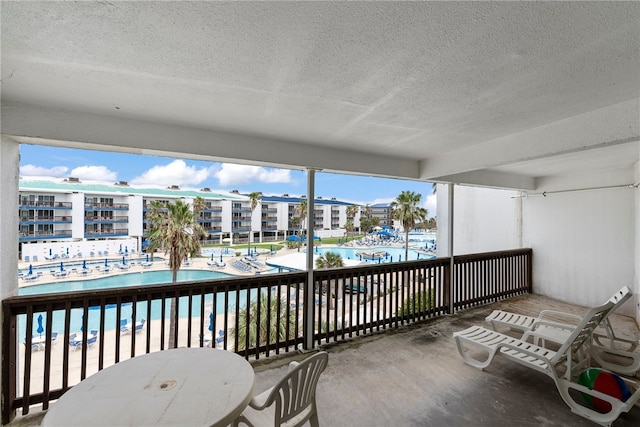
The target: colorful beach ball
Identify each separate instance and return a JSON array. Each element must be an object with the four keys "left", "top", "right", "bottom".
[{"left": 578, "top": 368, "right": 632, "bottom": 413}]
